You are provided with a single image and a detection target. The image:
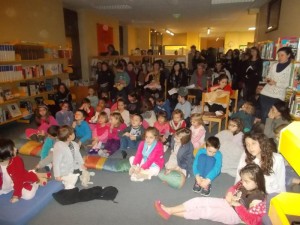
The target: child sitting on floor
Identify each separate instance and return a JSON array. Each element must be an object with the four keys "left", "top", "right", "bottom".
[
  {"left": 129, "top": 127, "right": 164, "bottom": 182},
  {"left": 0, "top": 138, "right": 50, "bottom": 203},
  {"left": 193, "top": 136, "right": 222, "bottom": 196},
  {"left": 89, "top": 98, "right": 111, "bottom": 123},
  {"left": 72, "top": 110, "right": 92, "bottom": 149},
  {"left": 119, "top": 114, "right": 145, "bottom": 159},
  {"left": 98, "top": 112, "right": 127, "bottom": 157},
  {"left": 116, "top": 98, "right": 130, "bottom": 126},
  {"left": 79, "top": 98, "right": 95, "bottom": 123},
  {"left": 89, "top": 112, "right": 110, "bottom": 155},
  {"left": 190, "top": 113, "right": 206, "bottom": 150},
  {"left": 55, "top": 101, "right": 74, "bottom": 126},
  {"left": 86, "top": 87, "right": 99, "bottom": 109},
  {"left": 140, "top": 99, "right": 157, "bottom": 127},
  {"left": 127, "top": 90, "right": 141, "bottom": 115},
  {"left": 231, "top": 101, "right": 255, "bottom": 132},
  {"left": 154, "top": 111, "right": 170, "bottom": 147},
  {"left": 169, "top": 109, "right": 186, "bottom": 136},
  {"left": 165, "top": 128, "right": 194, "bottom": 178}
]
